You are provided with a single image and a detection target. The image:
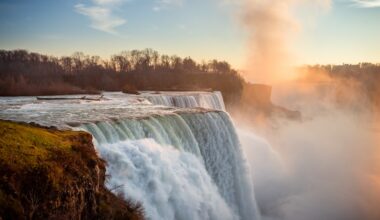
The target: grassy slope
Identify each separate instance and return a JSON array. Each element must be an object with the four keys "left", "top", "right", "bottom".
[{"left": 0, "top": 120, "right": 143, "bottom": 220}]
